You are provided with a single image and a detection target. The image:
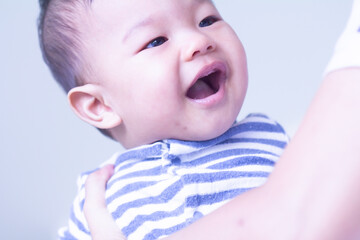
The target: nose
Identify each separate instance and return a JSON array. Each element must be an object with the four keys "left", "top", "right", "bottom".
[{"left": 181, "top": 31, "right": 216, "bottom": 62}]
